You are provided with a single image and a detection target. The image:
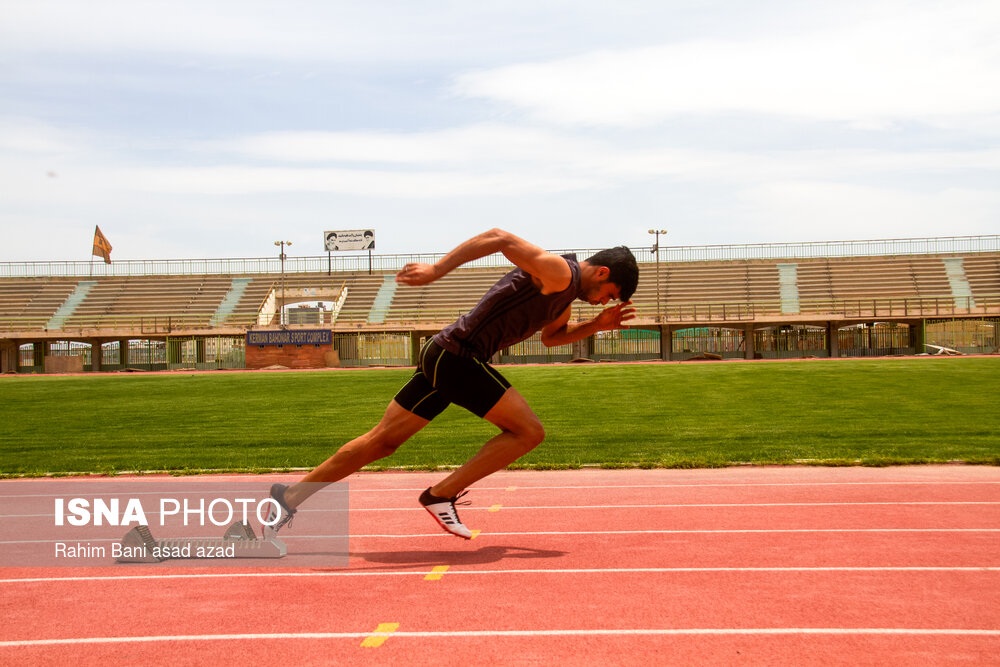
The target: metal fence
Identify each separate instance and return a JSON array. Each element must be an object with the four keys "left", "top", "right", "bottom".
[
  {"left": 499, "top": 336, "right": 575, "bottom": 364},
  {"left": 4, "top": 235, "right": 998, "bottom": 278},
  {"left": 14, "top": 319, "right": 999, "bottom": 373},
  {"left": 651, "top": 295, "right": 998, "bottom": 324},
  {"left": 926, "top": 318, "right": 1000, "bottom": 353},
  {"left": 17, "top": 337, "right": 247, "bottom": 372},
  {"left": 332, "top": 333, "right": 411, "bottom": 367}
]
